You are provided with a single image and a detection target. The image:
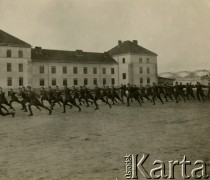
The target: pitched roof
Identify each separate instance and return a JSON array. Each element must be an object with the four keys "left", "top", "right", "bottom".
[
  {"left": 31, "top": 48, "right": 118, "bottom": 64},
  {"left": 0, "top": 29, "right": 31, "bottom": 48},
  {"left": 108, "top": 40, "right": 157, "bottom": 56}
]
